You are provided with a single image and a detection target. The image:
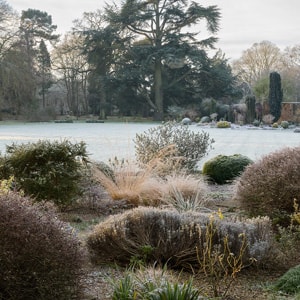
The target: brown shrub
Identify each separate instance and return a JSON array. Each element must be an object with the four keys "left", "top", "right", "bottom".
[
  {"left": 0, "top": 193, "right": 86, "bottom": 300},
  {"left": 87, "top": 207, "right": 272, "bottom": 270},
  {"left": 234, "top": 147, "right": 300, "bottom": 222}
]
